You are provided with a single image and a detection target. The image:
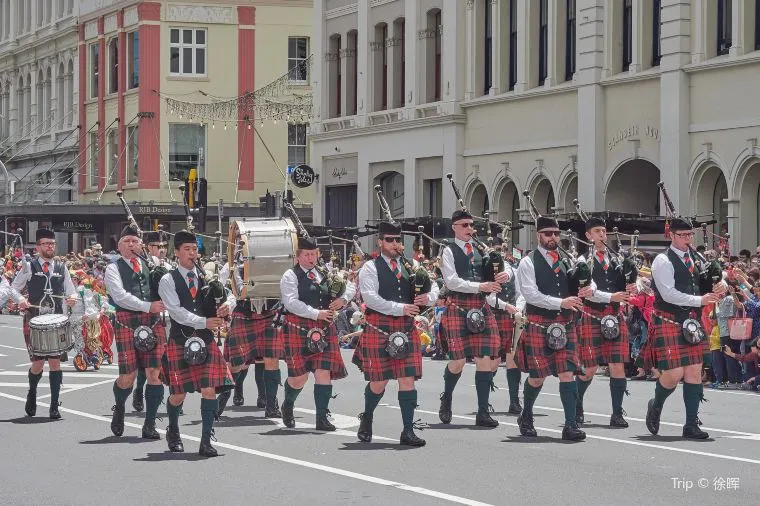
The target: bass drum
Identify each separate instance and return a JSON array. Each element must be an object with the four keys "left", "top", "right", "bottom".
[{"left": 228, "top": 218, "right": 298, "bottom": 299}]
